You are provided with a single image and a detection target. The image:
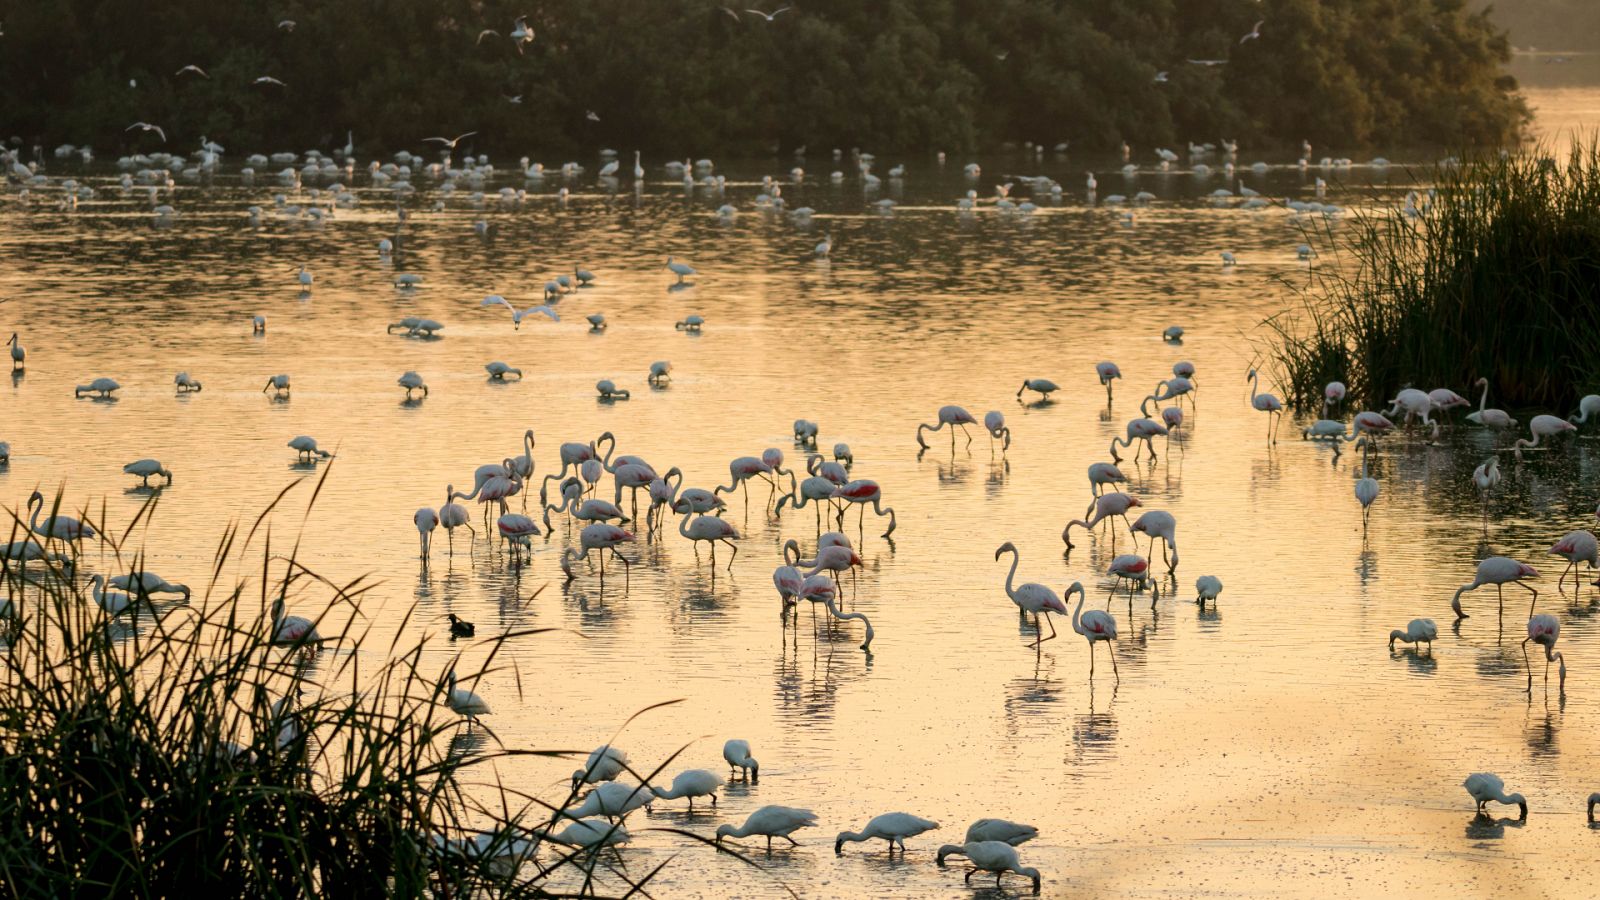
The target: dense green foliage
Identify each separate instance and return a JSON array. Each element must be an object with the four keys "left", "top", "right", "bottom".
[
  {"left": 2, "top": 0, "right": 1527, "bottom": 157},
  {"left": 1265, "top": 140, "right": 1600, "bottom": 413}
]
